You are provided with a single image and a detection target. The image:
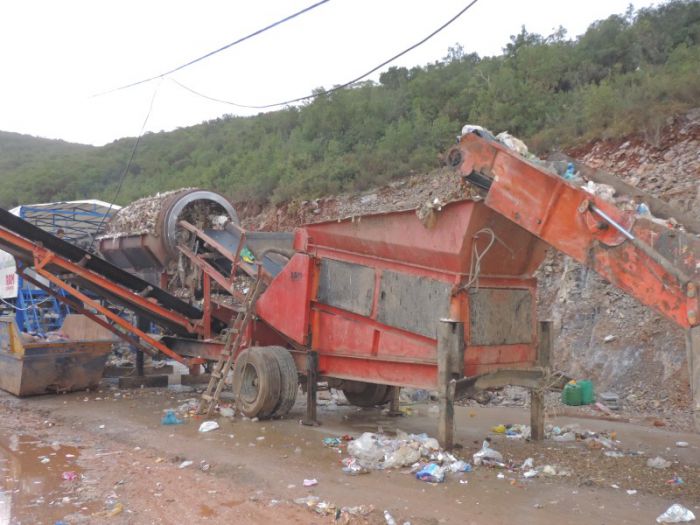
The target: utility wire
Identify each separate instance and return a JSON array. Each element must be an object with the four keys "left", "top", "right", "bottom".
[
  {"left": 87, "top": 80, "right": 162, "bottom": 252},
  {"left": 94, "top": 0, "right": 331, "bottom": 97},
  {"left": 171, "top": 0, "right": 481, "bottom": 110}
]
